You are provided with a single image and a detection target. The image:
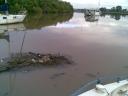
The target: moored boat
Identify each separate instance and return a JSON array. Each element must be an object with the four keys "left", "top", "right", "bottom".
[
  {"left": 72, "top": 78, "right": 128, "bottom": 96},
  {"left": 0, "top": 14, "right": 26, "bottom": 24},
  {"left": 84, "top": 9, "right": 100, "bottom": 16},
  {"left": 0, "top": 0, "right": 26, "bottom": 24}
]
